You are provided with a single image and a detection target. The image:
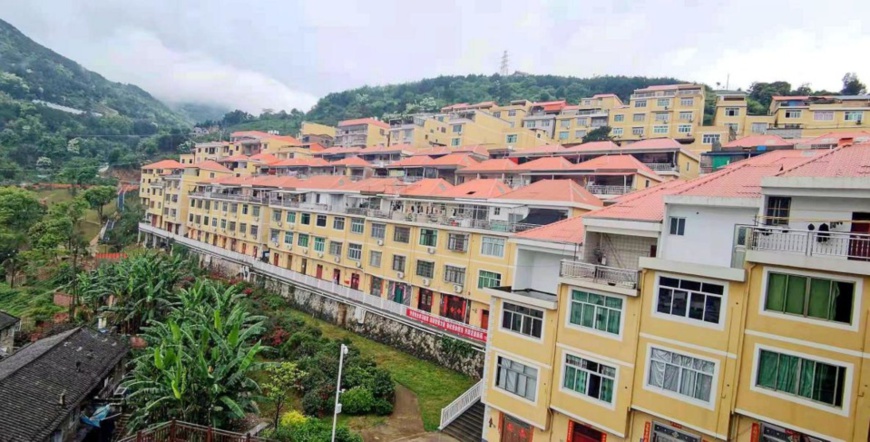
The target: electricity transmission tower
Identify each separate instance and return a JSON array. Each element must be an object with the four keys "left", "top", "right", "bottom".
[{"left": 500, "top": 51, "right": 509, "bottom": 76}]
